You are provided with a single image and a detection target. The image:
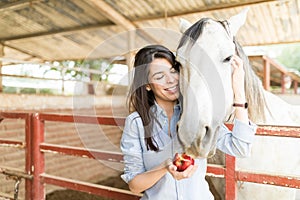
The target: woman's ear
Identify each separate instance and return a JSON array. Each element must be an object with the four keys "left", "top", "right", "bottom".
[{"left": 146, "top": 85, "right": 151, "bottom": 91}]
